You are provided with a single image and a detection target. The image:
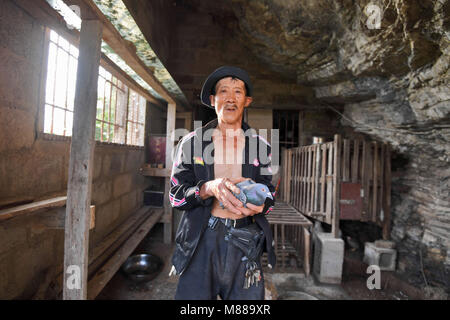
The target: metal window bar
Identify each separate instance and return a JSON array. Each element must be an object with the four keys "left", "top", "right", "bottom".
[
  {"left": 126, "top": 90, "right": 146, "bottom": 146},
  {"left": 97, "top": 68, "right": 127, "bottom": 144},
  {"left": 45, "top": 30, "right": 78, "bottom": 136}
]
